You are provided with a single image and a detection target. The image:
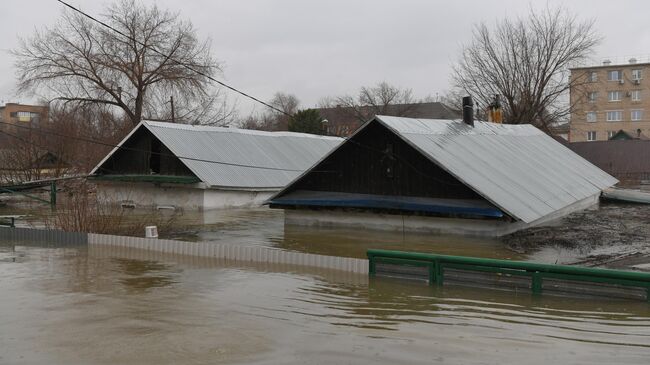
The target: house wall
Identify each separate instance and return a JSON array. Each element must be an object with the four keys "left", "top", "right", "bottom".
[
  {"left": 203, "top": 189, "right": 274, "bottom": 209},
  {"left": 96, "top": 181, "right": 205, "bottom": 210},
  {"left": 96, "top": 181, "right": 275, "bottom": 210}
]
